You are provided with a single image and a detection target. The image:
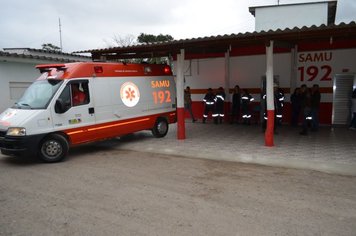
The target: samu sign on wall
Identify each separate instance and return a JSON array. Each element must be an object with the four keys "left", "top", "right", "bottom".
[{"left": 298, "top": 51, "right": 332, "bottom": 82}]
